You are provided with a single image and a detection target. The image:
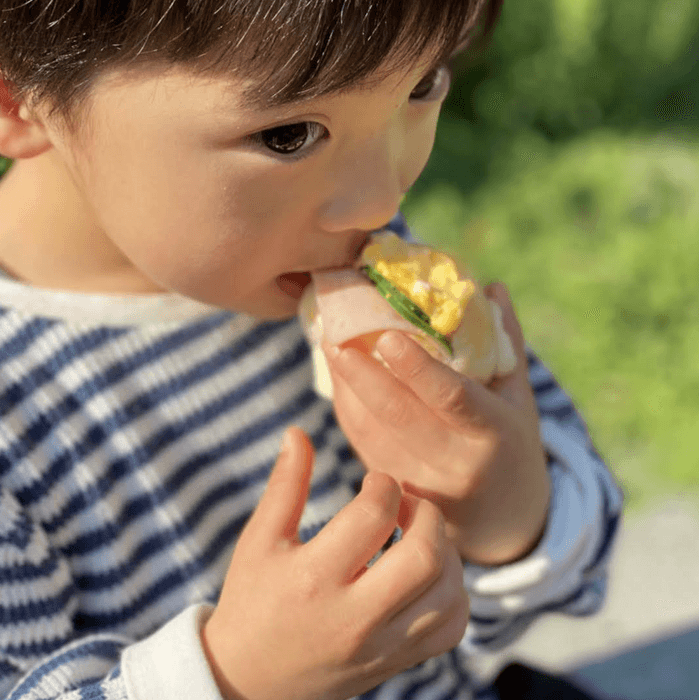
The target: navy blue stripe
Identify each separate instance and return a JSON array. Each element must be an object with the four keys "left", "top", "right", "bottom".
[
  {"left": 0, "top": 509, "right": 33, "bottom": 550},
  {"left": 539, "top": 582, "right": 592, "bottom": 615},
  {"left": 0, "top": 549, "right": 61, "bottom": 584},
  {"left": 1, "top": 313, "right": 237, "bottom": 486},
  {"left": 78, "top": 678, "right": 109, "bottom": 700},
  {"left": 73, "top": 386, "right": 318, "bottom": 591},
  {"left": 387, "top": 211, "right": 409, "bottom": 239},
  {"left": 17, "top": 320, "right": 293, "bottom": 511},
  {"left": 402, "top": 660, "right": 449, "bottom": 700},
  {"left": 538, "top": 404, "right": 576, "bottom": 420},
  {"left": 447, "top": 648, "right": 474, "bottom": 688},
  {"left": 0, "top": 580, "right": 75, "bottom": 626},
  {"left": 53, "top": 340, "right": 310, "bottom": 559},
  {"left": 530, "top": 377, "right": 559, "bottom": 394},
  {"left": 471, "top": 581, "right": 597, "bottom": 648},
  {"left": 469, "top": 613, "right": 500, "bottom": 626},
  {"left": 7, "top": 640, "right": 122, "bottom": 700},
  {"left": 0, "top": 318, "right": 56, "bottom": 368},
  {"left": 357, "top": 682, "right": 383, "bottom": 700},
  {"left": 0, "top": 325, "right": 125, "bottom": 422},
  {"left": 76, "top": 412, "right": 337, "bottom": 627},
  {"left": 2, "top": 633, "right": 76, "bottom": 661},
  {"left": 440, "top": 686, "right": 461, "bottom": 700},
  {"left": 586, "top": 479, "right": 621, "bottom": 572},
  {"left": 0, "top": 658, "right": 18, "bottom": 679},
  {"left": 468, "top": 613, "right": 535, "bottom": 647}
]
